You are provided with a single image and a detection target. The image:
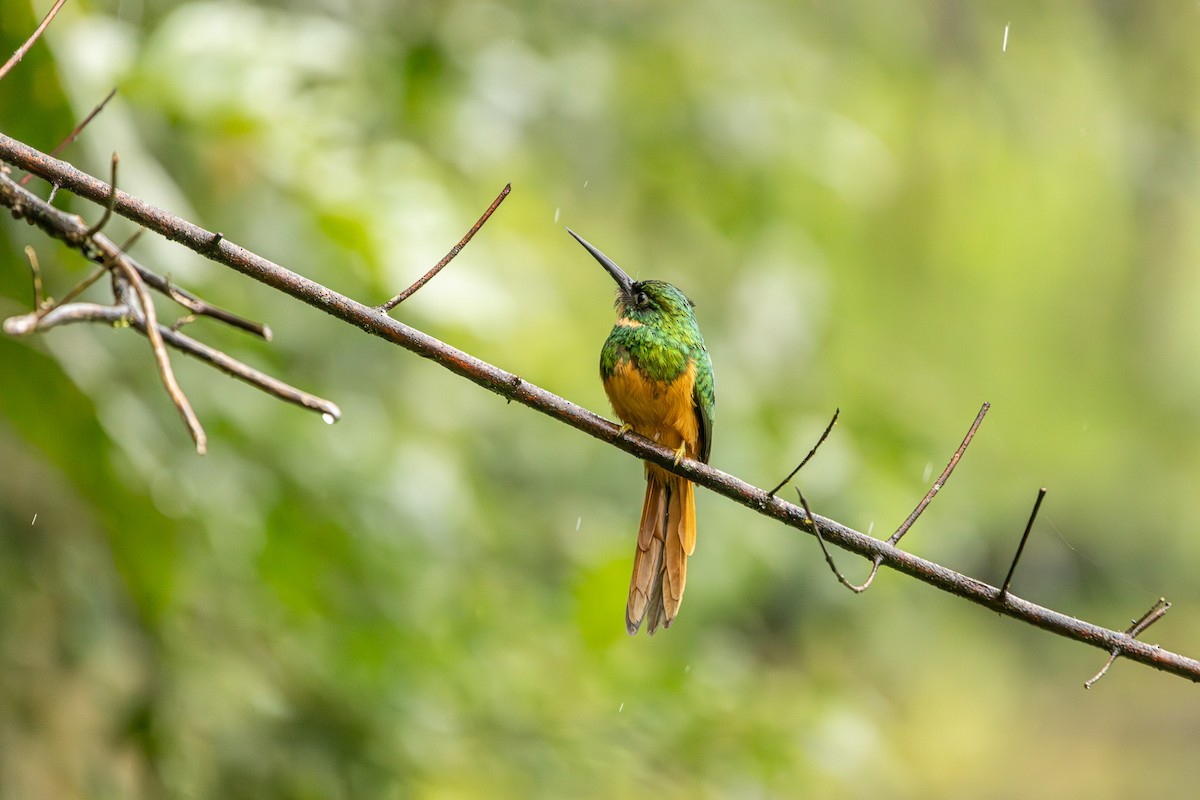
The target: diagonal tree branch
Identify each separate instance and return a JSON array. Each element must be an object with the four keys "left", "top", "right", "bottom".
[{"left": 3, "top": 134, "right": 1199, "bottom": 683}]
